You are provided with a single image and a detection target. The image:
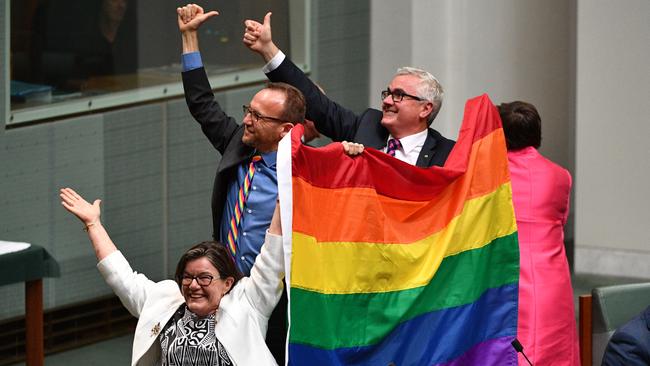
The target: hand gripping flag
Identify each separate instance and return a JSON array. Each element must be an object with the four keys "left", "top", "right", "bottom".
[{"left": 276, "top": 94, "right": 519, "bottom": 365}]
